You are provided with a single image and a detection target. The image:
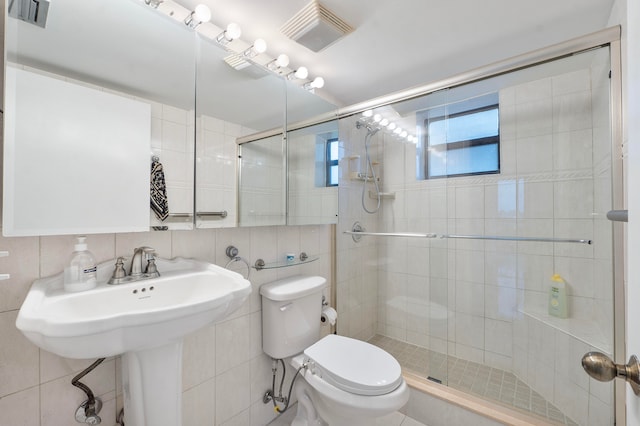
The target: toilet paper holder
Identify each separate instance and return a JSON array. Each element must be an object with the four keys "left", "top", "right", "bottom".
[{"left": 320, "top": 296, "right": 338, "bottom": 326}]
